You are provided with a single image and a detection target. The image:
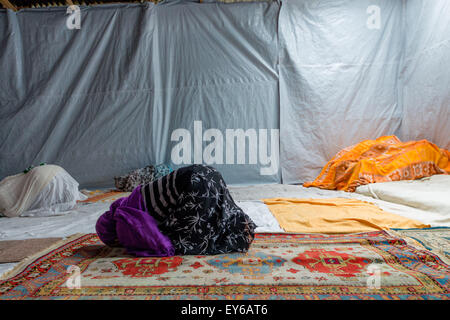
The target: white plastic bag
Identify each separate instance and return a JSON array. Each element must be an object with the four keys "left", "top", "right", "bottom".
[{"left": 0, "top": 165, "right": 87, "bottom": 217}]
